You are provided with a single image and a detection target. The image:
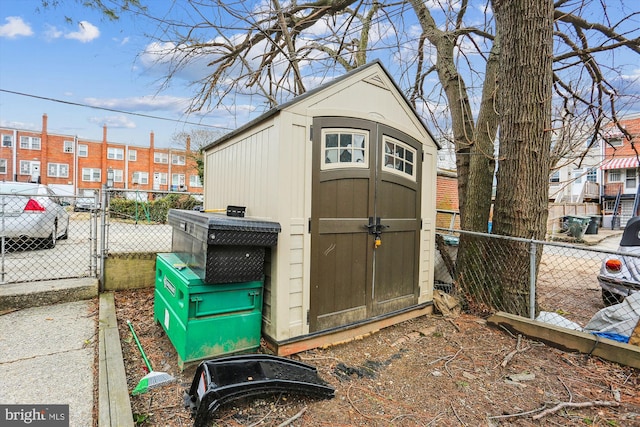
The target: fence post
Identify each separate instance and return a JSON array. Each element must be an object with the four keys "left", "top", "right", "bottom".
[
  {"left": 99, "top": 186, "right": 108, "bottom": 292},
  {"left": 529, "top": 240, "right": 537, "bottom": 319}
]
